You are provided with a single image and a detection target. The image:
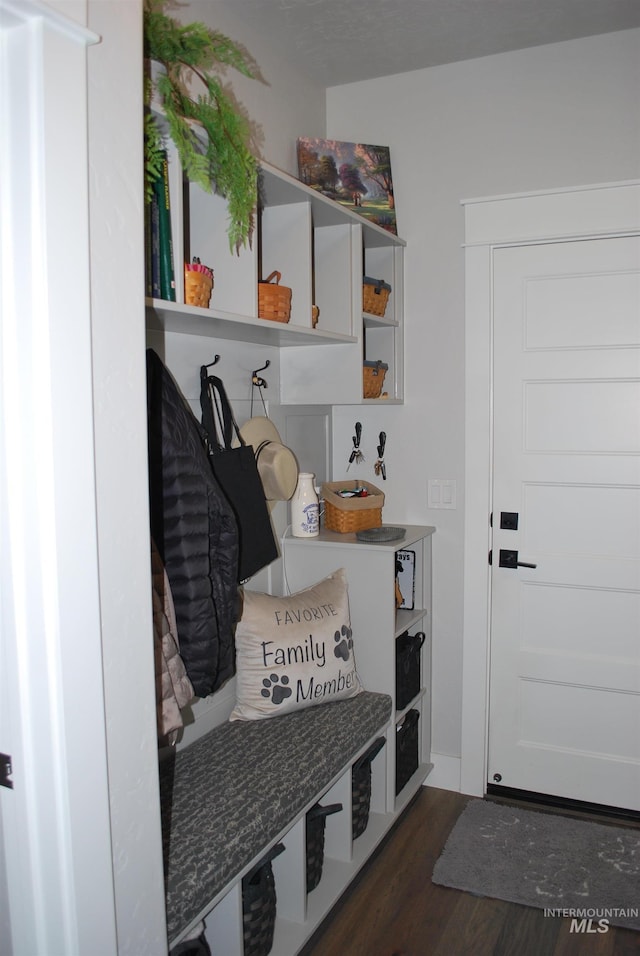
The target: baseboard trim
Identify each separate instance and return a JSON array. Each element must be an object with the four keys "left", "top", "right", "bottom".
[{"left": 424, "top": 752, "right": 461, "bottom": 792}]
